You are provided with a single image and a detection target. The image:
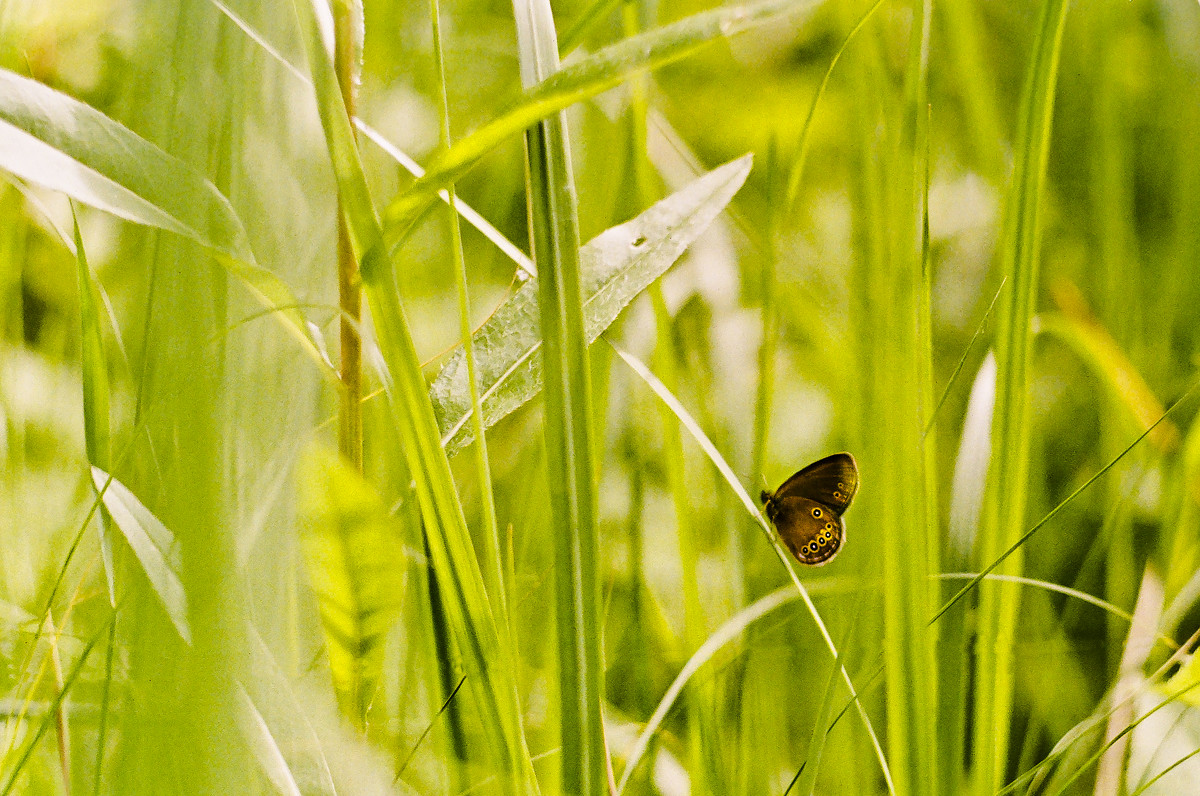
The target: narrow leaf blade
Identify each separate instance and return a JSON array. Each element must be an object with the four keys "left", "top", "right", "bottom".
[
  {"left": 90, "top": 468, "right": 190, "bottom": 644},
  {"left": 0, "top": 68, "right": 331, "bottom": 377},
  {"left": 296, "top": 446, "right": 405, "bottom": 726},
  {"left": 431, "top": 154, "right": 752, "bottom": 454}
]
